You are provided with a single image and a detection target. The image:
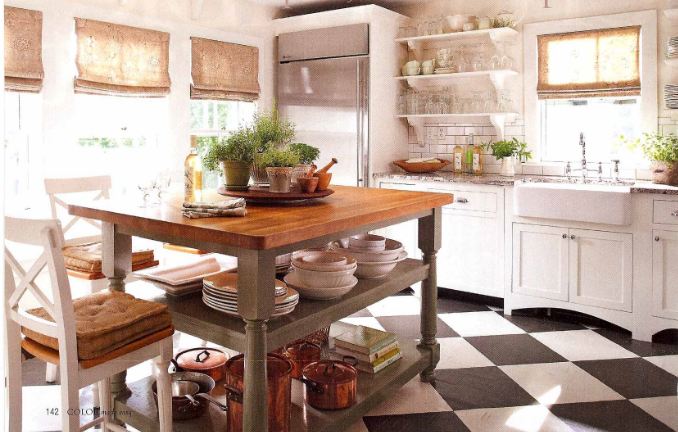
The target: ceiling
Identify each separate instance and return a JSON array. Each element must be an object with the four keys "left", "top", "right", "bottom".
[{"left": 248, "top": 0, "right": 420, "bottom": 14}]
